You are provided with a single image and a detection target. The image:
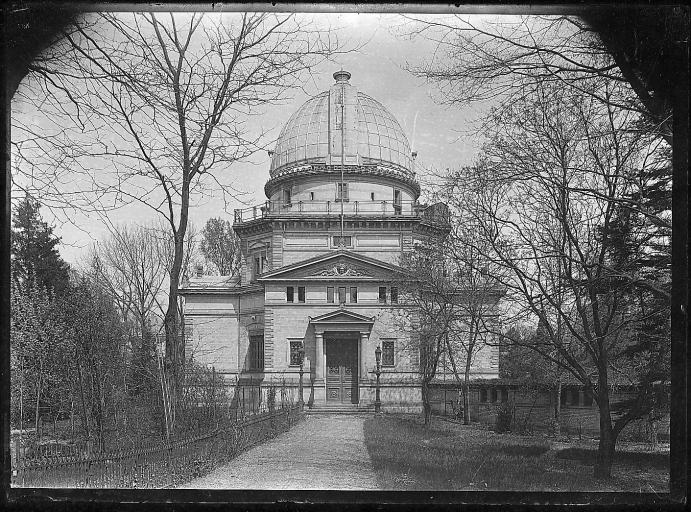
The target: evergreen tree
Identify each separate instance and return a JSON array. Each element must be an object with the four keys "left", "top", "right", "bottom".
[{"left": 11, "top": 194, "right": 70, "bottom": 297}]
